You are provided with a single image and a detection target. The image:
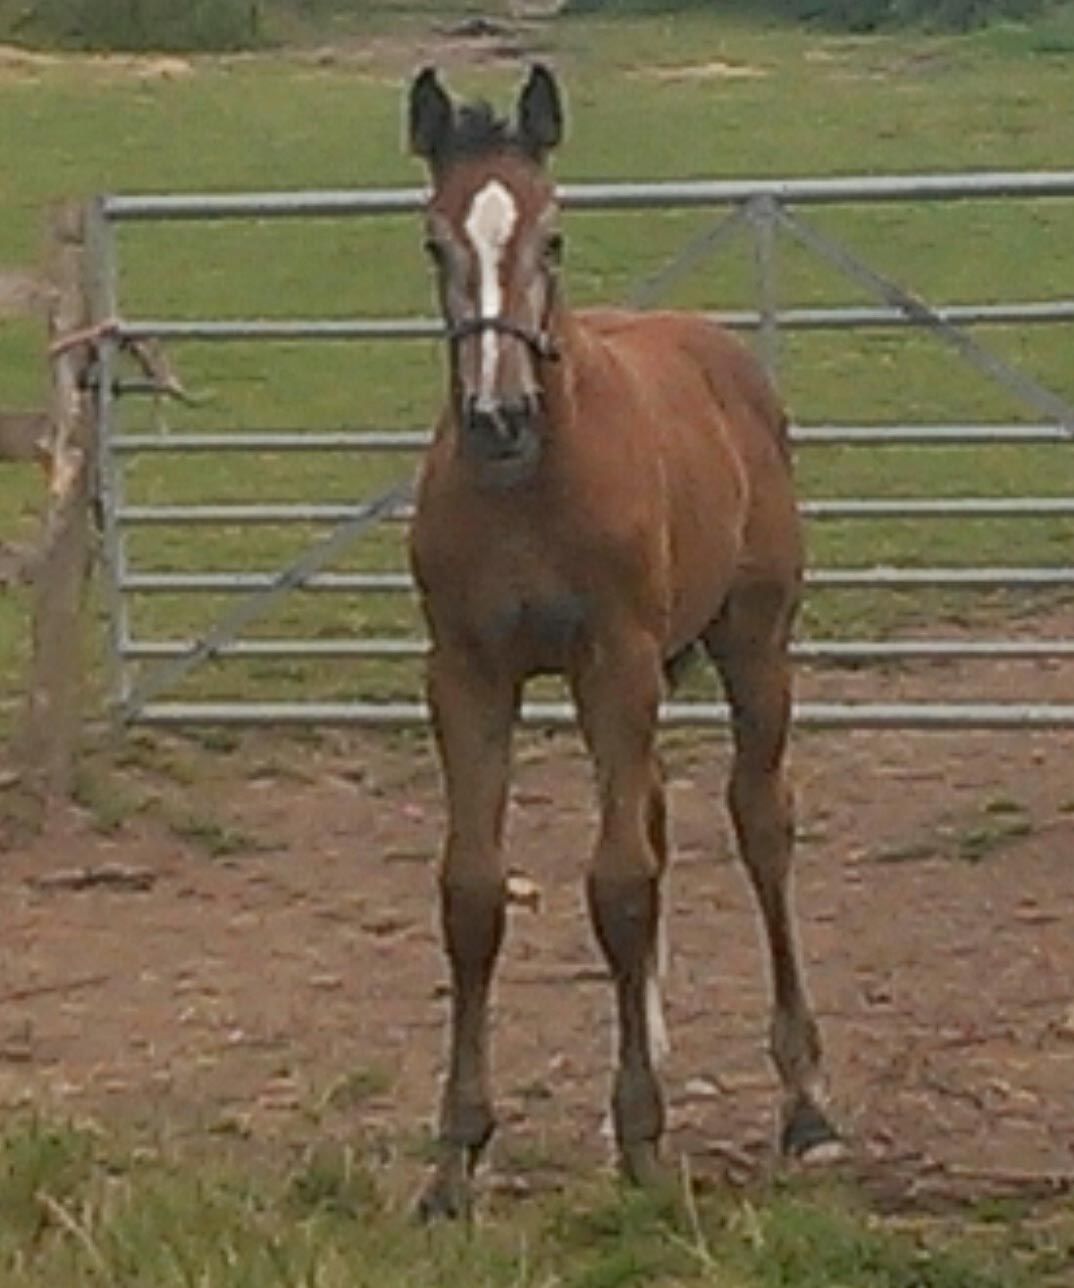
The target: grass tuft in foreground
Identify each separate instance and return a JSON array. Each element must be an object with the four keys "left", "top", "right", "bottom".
[{"left": 0, "top": 1115, "right": 1060, "bottom": 1287}]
